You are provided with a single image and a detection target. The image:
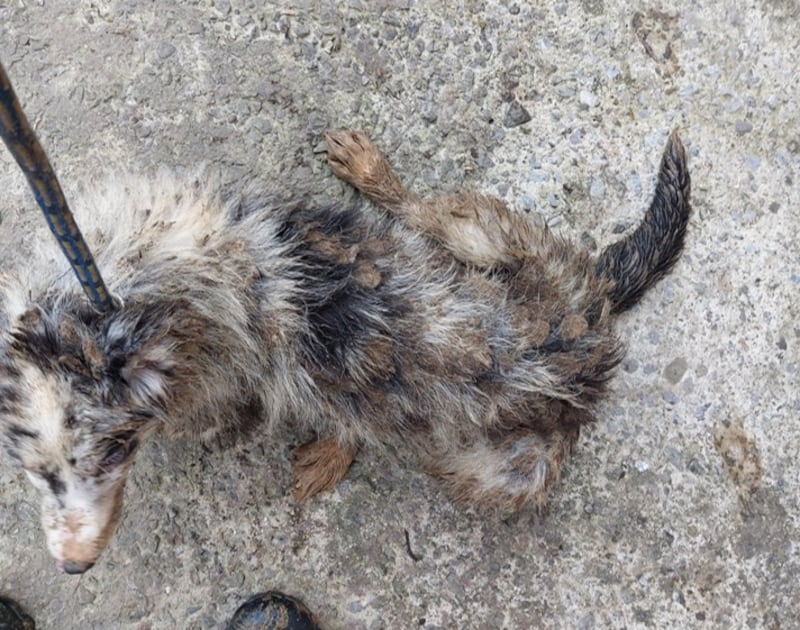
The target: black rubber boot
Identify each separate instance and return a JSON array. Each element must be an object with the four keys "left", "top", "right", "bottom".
[
  {"left": 0, "top": 596, "right": 34, "bottom": 630},
  {"left": 226, "top": 591, "right": 321, "bottom": 630}
]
